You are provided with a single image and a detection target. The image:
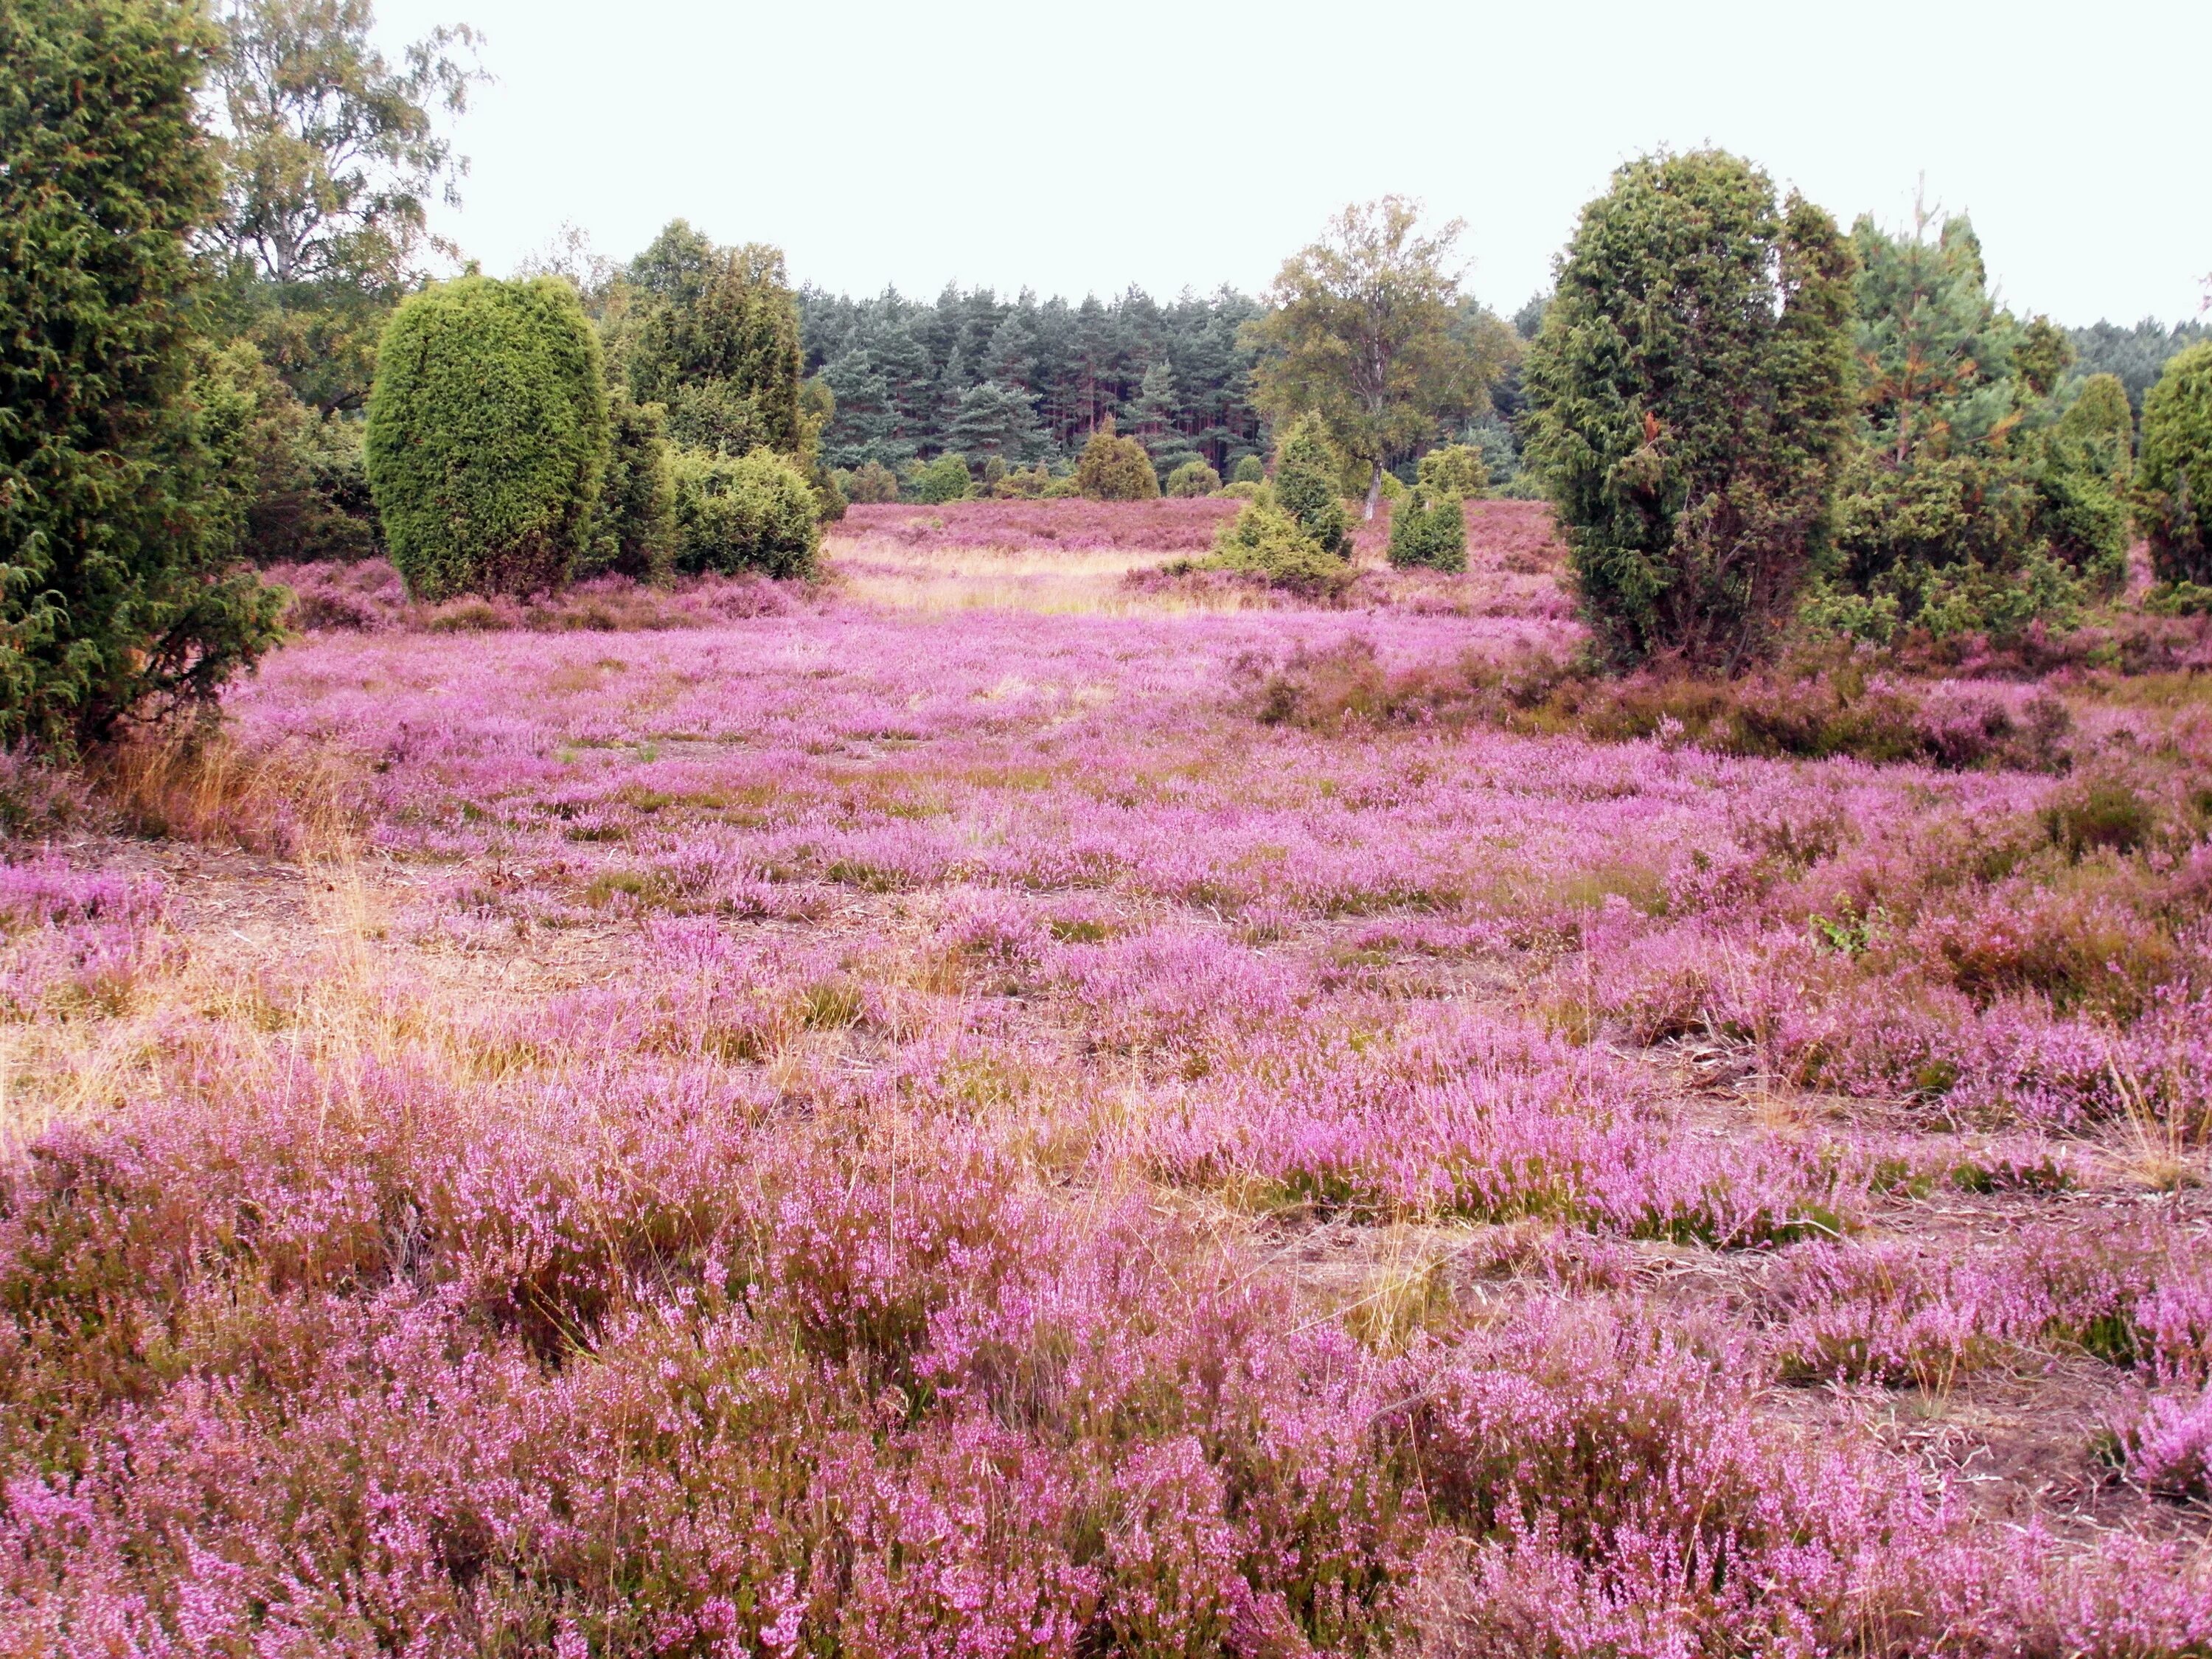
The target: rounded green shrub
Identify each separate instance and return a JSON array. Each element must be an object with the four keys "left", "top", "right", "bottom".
[
  {"left": 1230, "top": 454, "right": 1266, "bottom": 485},
  {"left": 1273, "top": 413, "right": 1349, "bottom": 556},
  {"left": 1075, "top": 417, "right": 1160, "bottom": 500},
  {"left": 670, "top": 447, "right": 820, "bottom": 578},
  {"left": 1416, "top": 443, "right": 1489, "bottom": 500},
  {"left": 911, "top": 453, "right": 973, "bottom": 504},
  {"left": 365, "top": 276, "right": 611, "bottom": 600},
  {"left": 2140, "top": 341, "right": 2212, "bottom": 585},
  {"left": 1166, "top": 459, "right": 1222, "bottom": 498},
  {"left": 1387, "top": 488, "right": 1467, "bottom": 571},
  {"left": 1208, "top": 500, "right": 1351, "bottom": 595},
  {"left": 846, "top": 460, "right": 901, "bottom": 504}
]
